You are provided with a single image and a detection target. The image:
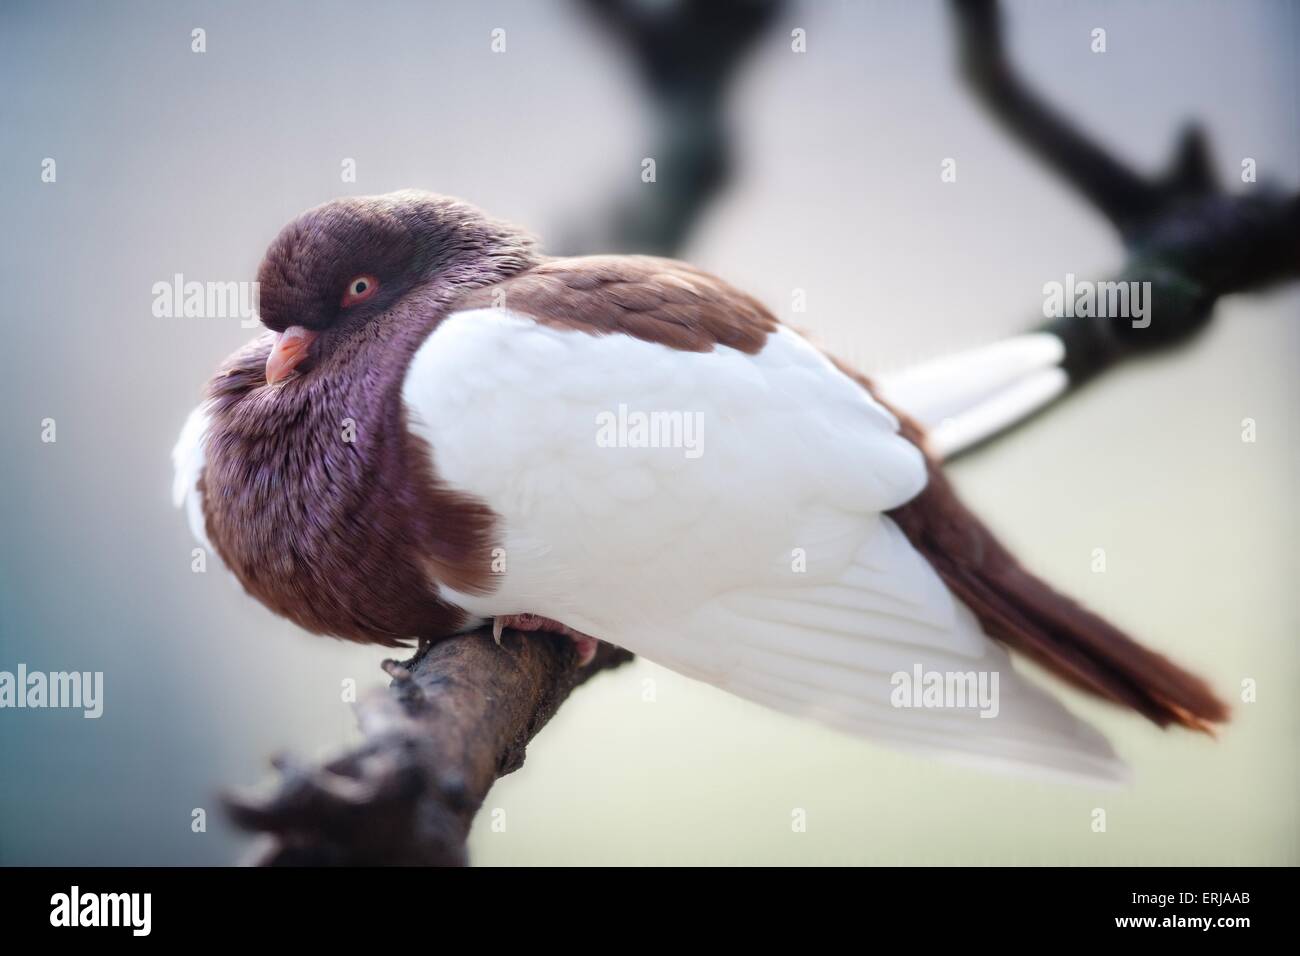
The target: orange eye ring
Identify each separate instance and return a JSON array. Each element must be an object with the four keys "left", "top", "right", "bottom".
[{"left": 341, "top": 275, "right": 379, "bottom": 307}]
